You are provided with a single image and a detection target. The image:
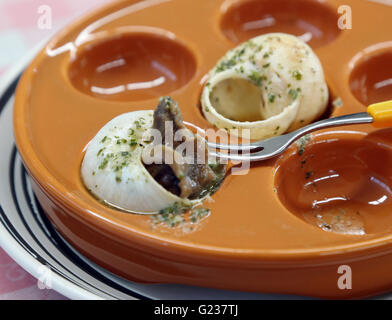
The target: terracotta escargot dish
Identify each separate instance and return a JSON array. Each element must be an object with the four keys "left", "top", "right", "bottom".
[{"left": 13, "top": 0, "right": 392, "bottom": 298}]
